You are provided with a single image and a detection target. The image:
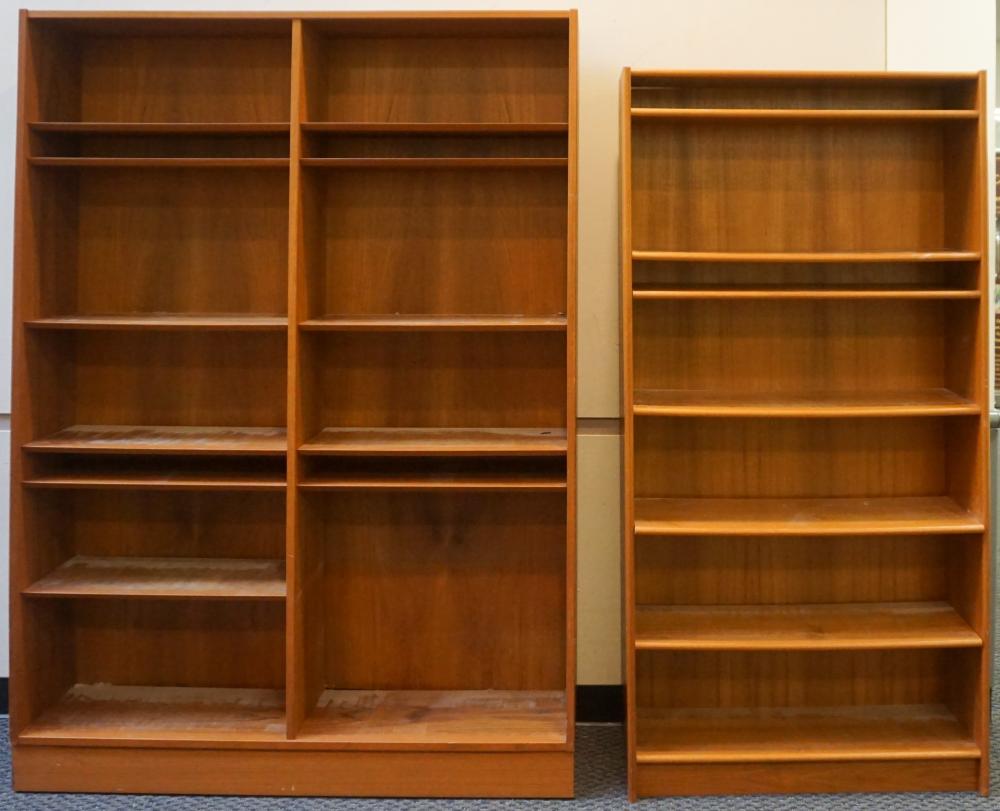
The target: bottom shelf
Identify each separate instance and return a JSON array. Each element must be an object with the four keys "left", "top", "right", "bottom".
[
  {"left": 19, "top": 684, "right": 287, "bottom": 747},
  {"left": 635, "top": 704, "right": 979, "bottom": 764},
  {"left": 296, "top": 690, "right": 568, "bottom": 749}
]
